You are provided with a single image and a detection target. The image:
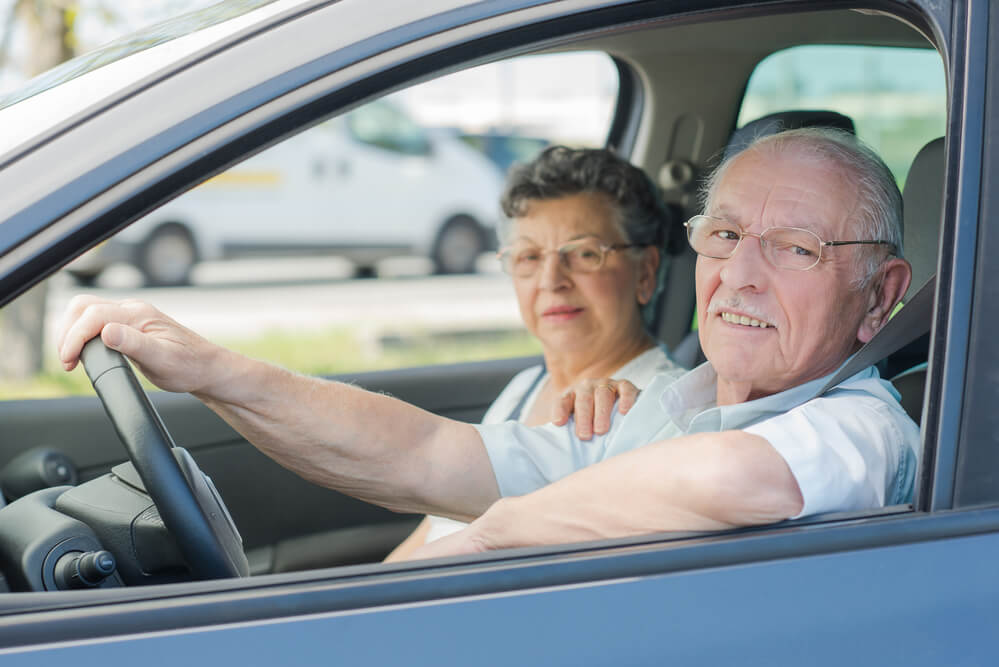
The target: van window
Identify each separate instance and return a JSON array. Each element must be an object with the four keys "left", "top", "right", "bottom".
[
  {"left": 4, "top": 52, "right": 618, "bottom": 399},
  {"left": 738, "top": 45, "right": 946, "bottom": 187},
  {"left": 346, "top": 100, "right": 432, "bottom": 156}
]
